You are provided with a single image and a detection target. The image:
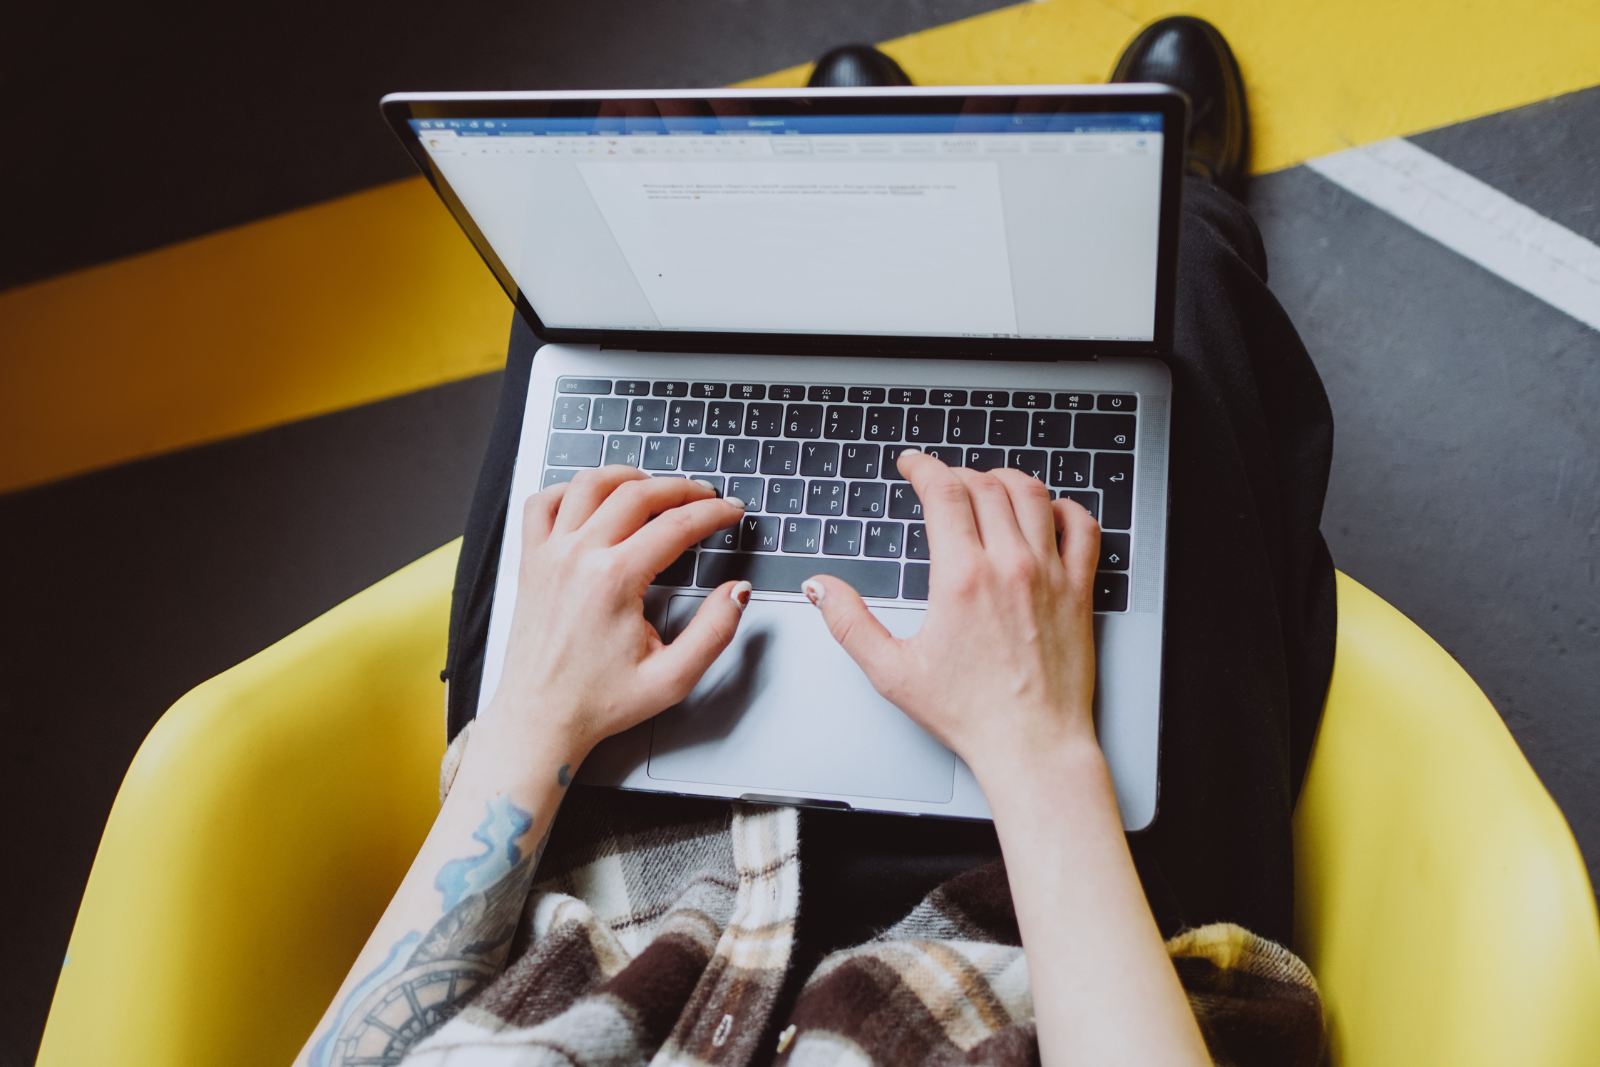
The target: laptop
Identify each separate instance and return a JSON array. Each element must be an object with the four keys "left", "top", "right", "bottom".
[{"left": 381, "top": 86, "right": 1184, "bottom": 830}]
